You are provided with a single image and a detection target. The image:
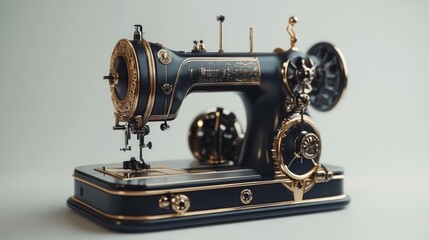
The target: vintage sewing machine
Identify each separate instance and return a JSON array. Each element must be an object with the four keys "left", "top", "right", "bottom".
[{"left": 67, "top": 15, "right": 349, "bottom": 232}]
